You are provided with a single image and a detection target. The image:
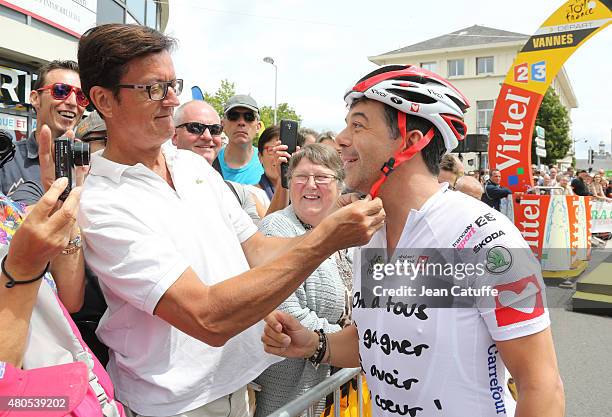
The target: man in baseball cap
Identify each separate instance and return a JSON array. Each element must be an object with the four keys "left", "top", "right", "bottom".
[
  {"left": 74, "top": 110, "right": 107, "bottom": 154},
  {"left": 217, "top": 94, "right": 264, "bottom": 185}
]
